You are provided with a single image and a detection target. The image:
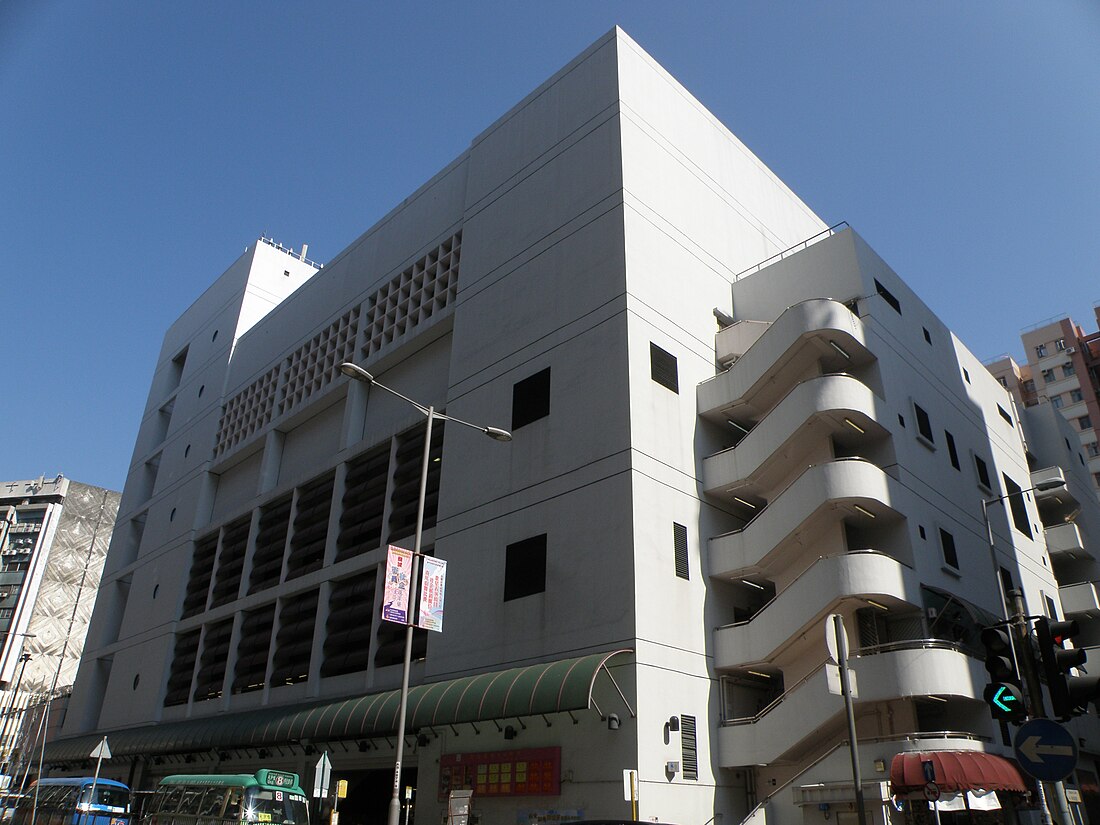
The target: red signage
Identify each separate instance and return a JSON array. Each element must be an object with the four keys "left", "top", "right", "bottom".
[{"left": 439, "top": 747, "right": 561, "bottom": 800}]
